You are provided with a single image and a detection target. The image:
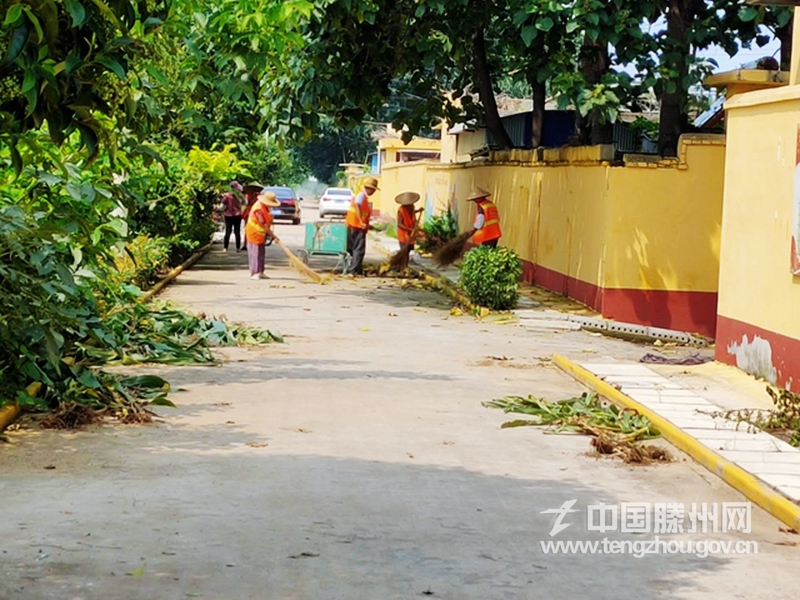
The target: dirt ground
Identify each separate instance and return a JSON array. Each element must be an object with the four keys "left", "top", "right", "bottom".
[{"left": 1, "top": 211, "right": 798, "bottom": 600}]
